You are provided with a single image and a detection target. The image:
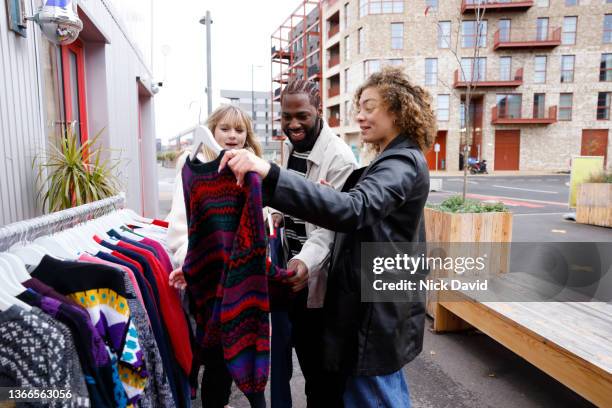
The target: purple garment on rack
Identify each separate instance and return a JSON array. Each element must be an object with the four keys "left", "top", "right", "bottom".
[{"left": 23, "top": 278, "right": 110, "bottom": 366}]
